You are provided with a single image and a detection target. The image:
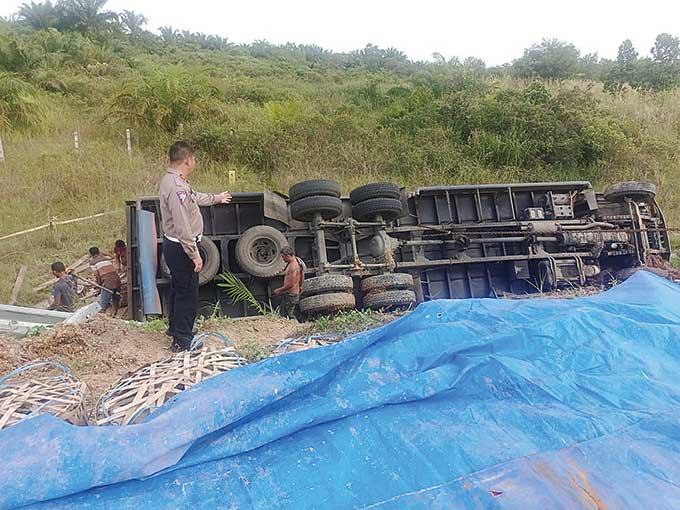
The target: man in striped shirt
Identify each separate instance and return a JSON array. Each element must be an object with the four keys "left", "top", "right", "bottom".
[{"left": 89, "top": 246, "right": 122, "bottom": 315}]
